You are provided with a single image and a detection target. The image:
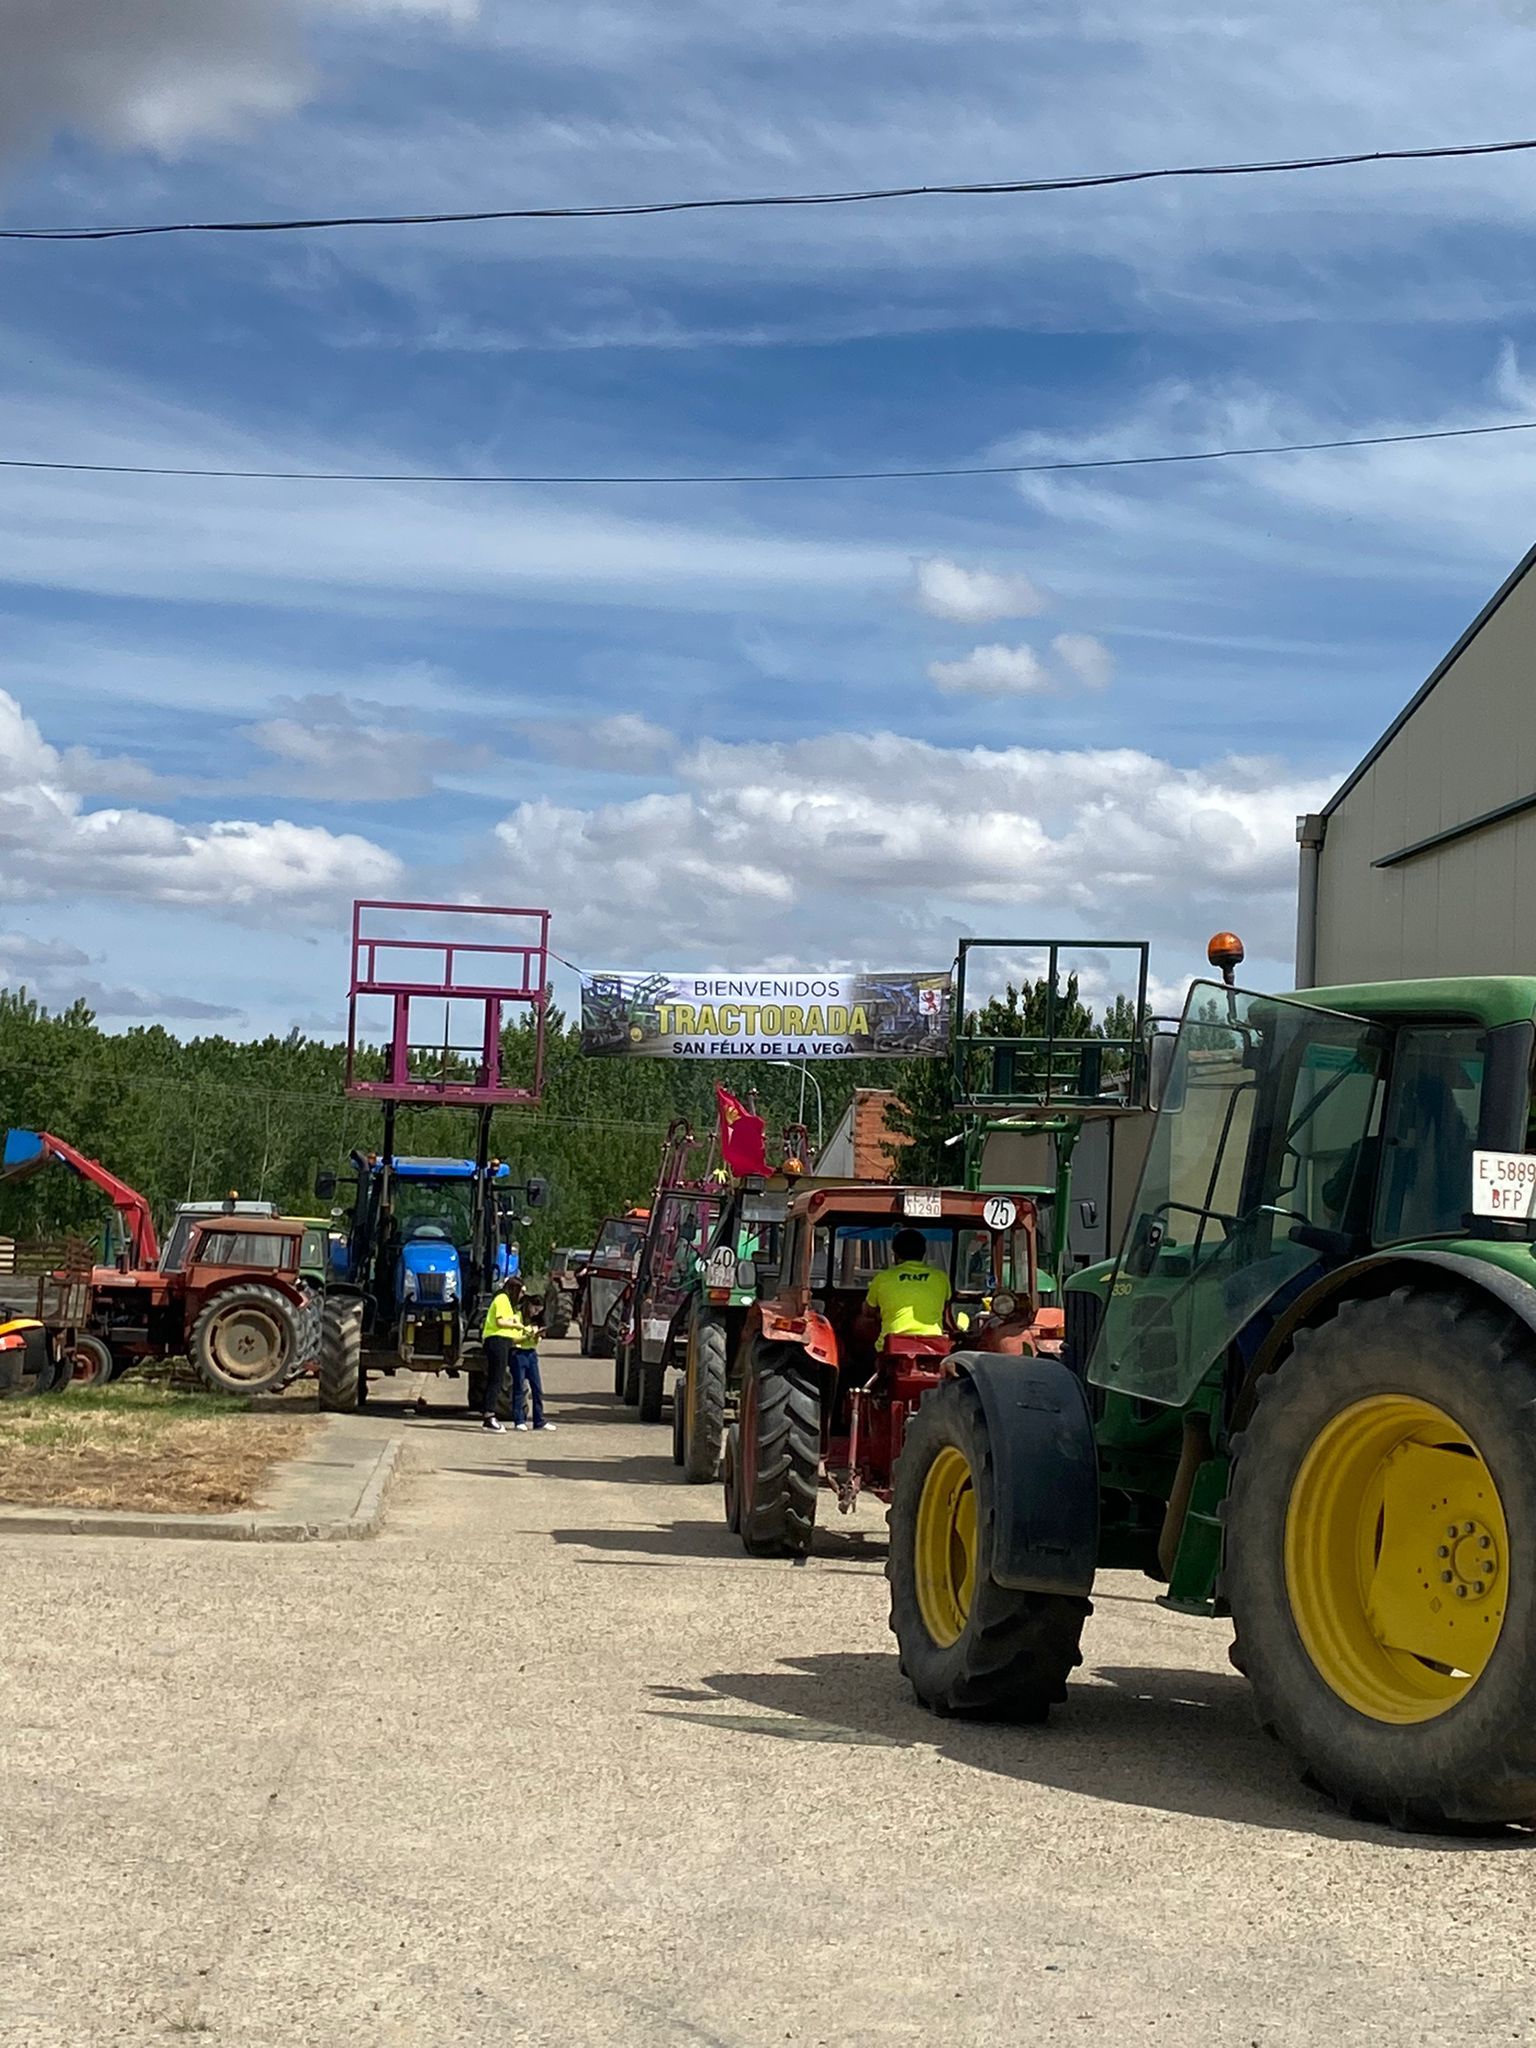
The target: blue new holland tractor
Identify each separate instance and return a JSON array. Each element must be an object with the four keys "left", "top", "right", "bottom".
[{"left": 317, "top": 1142, "right": 542, "bottom": 1412}]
